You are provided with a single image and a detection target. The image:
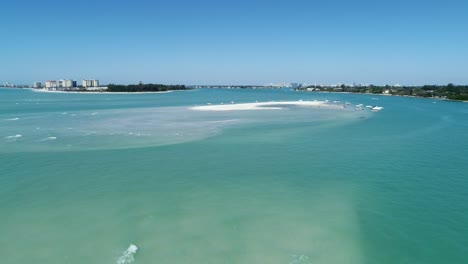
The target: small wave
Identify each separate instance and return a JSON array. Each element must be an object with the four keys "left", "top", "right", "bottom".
[
  {"left": 206, "top": 119, "right": 238, "bottom": 124},
  {"left": 289, "top": 254, "right": 311, "bottom": 264},
  {"left": 5, "top": 118, "right": 19, "bottom": 121},
  {"left": 40, "top": 137, "right": 57, "bottom": 141},
  {"left": 5, "top": 134, "right": 22, "bottom": 139},
  {"left": 117, "top": 244, "right": 138, "bottom": 264},
  {"left": 135, "top": 133, "right": 151, "bottom": 136}
]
